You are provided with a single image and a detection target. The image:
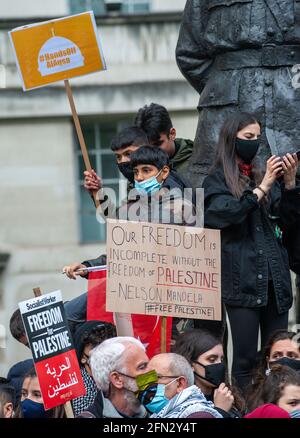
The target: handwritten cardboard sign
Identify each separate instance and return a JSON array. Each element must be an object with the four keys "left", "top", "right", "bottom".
[
  {"left": 106, "top": 220, "right": 221, "bottom": 321},
  {"left": 9, "top": 11, "right": 106, "bottom": 91},
  {"left": 19, "top": 291, "right": 85, "bottom": 410}
]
